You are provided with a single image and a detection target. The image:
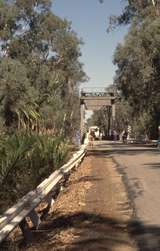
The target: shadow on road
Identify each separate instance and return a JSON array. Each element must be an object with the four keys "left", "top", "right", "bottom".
[
  {"left": 86, "top": 147, "right": 160, "bottom": 157},
  {"left": 4, "top": 211, "right": 160, "bottom": 251},
  {"left": 68, "top": 175, "right": 103, "bottom": 186},
  {"left": 143, "top": 162, "right": 160, "bottom": 169}
]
